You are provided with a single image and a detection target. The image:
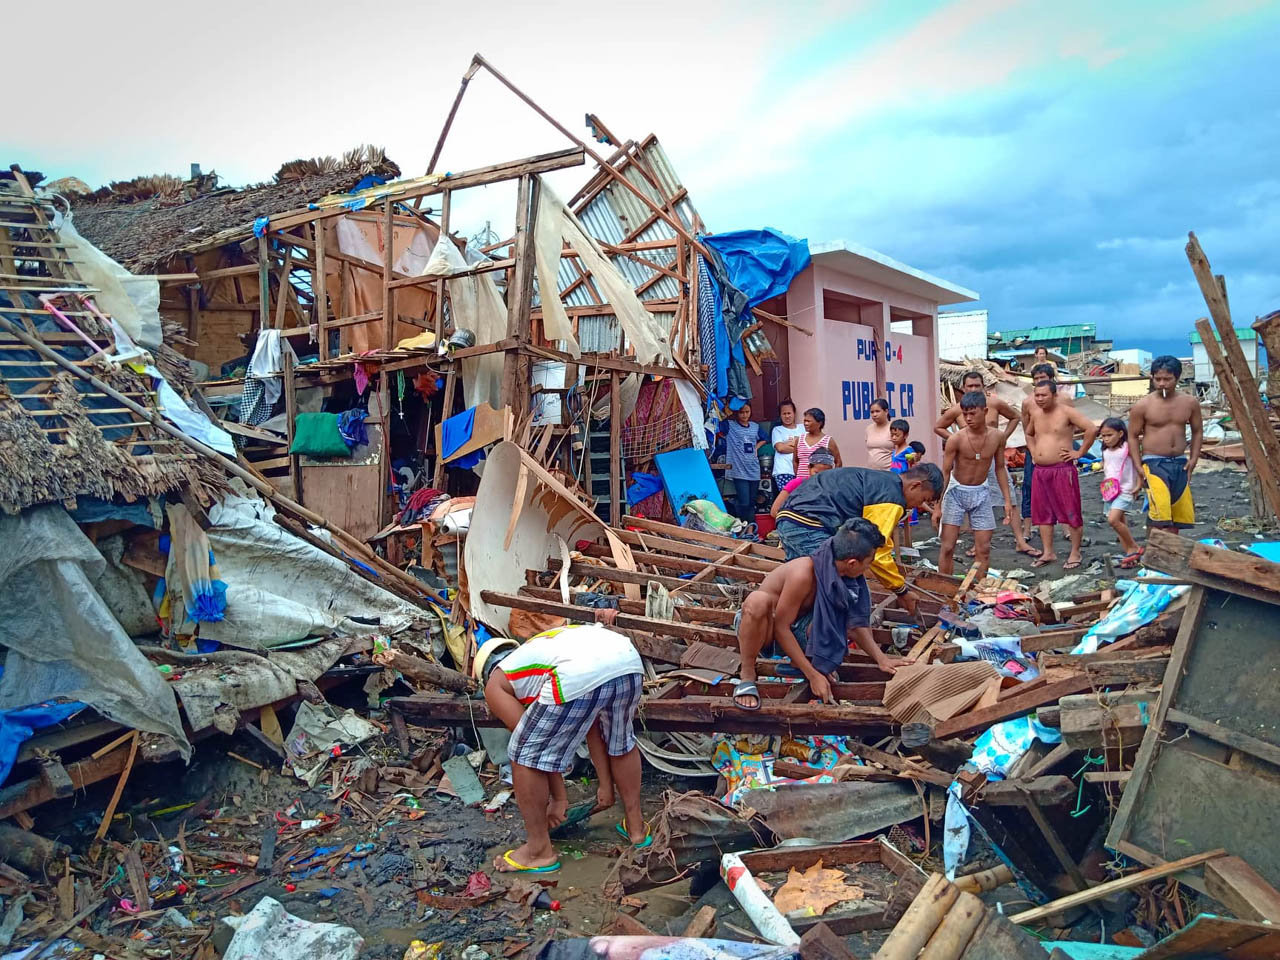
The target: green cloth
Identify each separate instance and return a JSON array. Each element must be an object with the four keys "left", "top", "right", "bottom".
[{"left": 289, "top": 413, "right": 350, "bottom": 458}]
